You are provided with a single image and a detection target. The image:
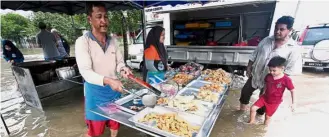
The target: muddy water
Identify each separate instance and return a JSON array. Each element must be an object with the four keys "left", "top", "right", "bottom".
[
  {"left": 1, "top": 53, "right": 329, "bottom": 137},
  {"left": 1, "top": 54, "right": 48, "bottom": 137}
]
